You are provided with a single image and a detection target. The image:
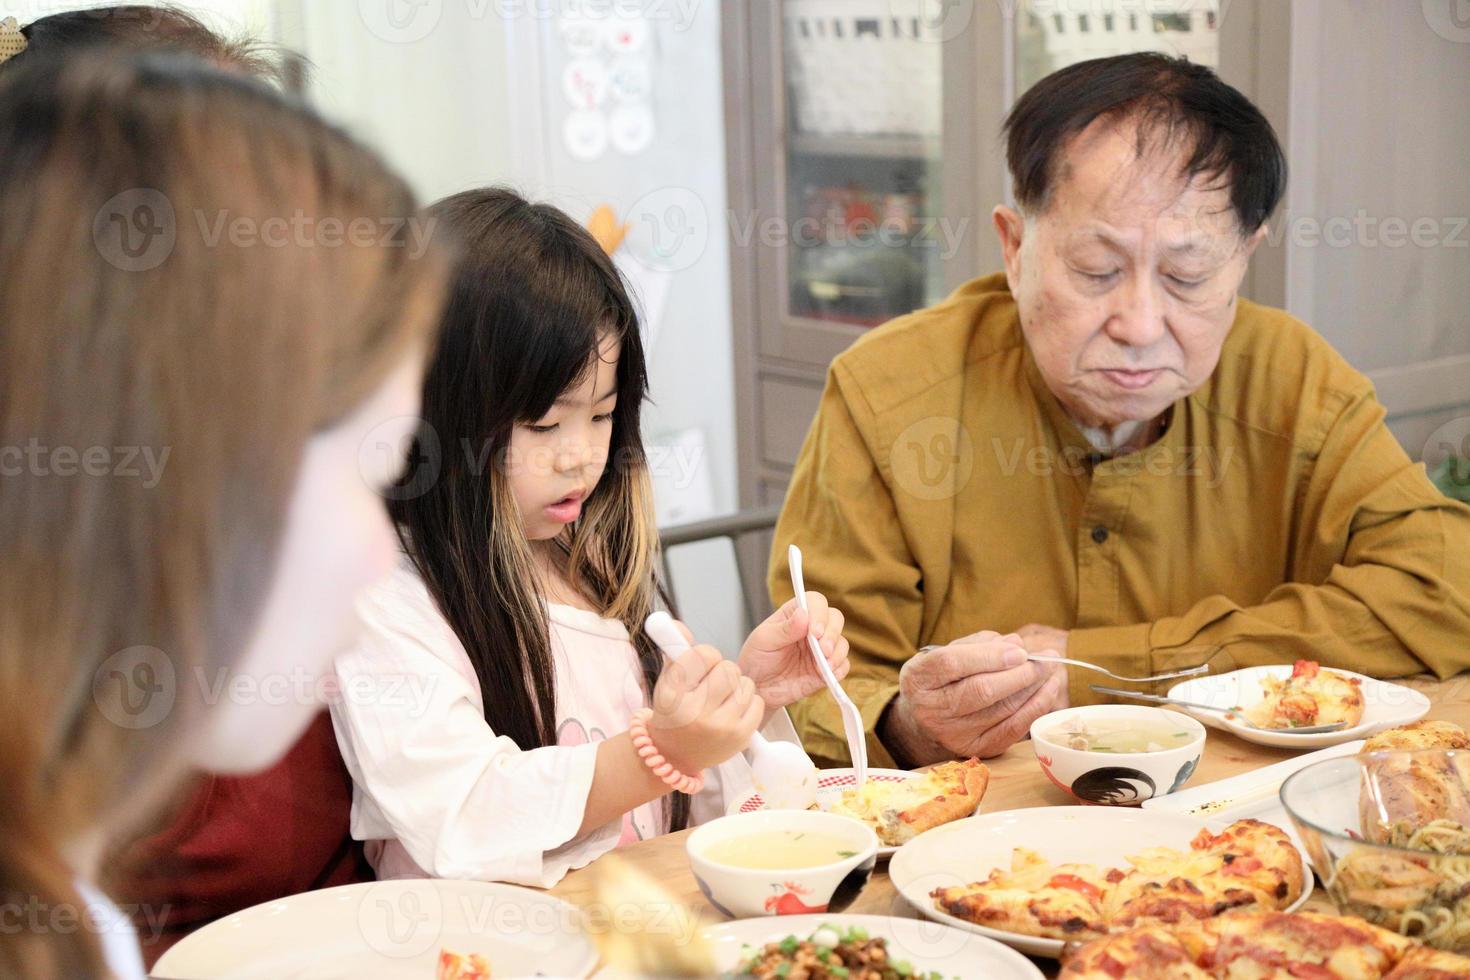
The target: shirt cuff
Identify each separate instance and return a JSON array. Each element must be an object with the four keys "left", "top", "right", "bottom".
[{"left": 1066, "top": 623, "right": 1153, "bottom": 706}]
